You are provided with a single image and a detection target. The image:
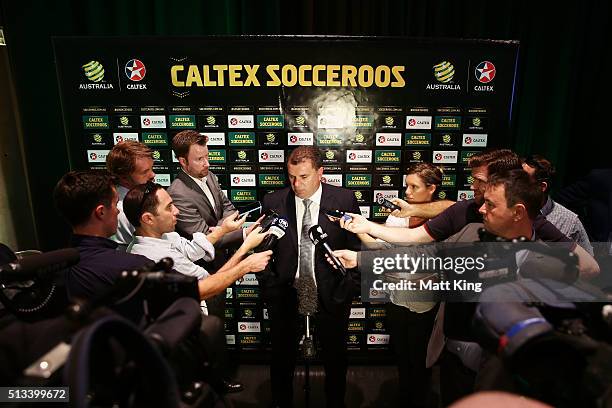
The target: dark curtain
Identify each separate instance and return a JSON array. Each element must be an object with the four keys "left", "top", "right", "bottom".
[{"left": 0, "top": 0, "right": 609, "bottom": 249}]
